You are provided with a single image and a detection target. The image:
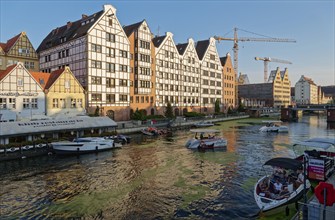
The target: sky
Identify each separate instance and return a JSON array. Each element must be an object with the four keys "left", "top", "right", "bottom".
[{"left": 0, "top": 0, "right": 334, "bottom": 86}]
